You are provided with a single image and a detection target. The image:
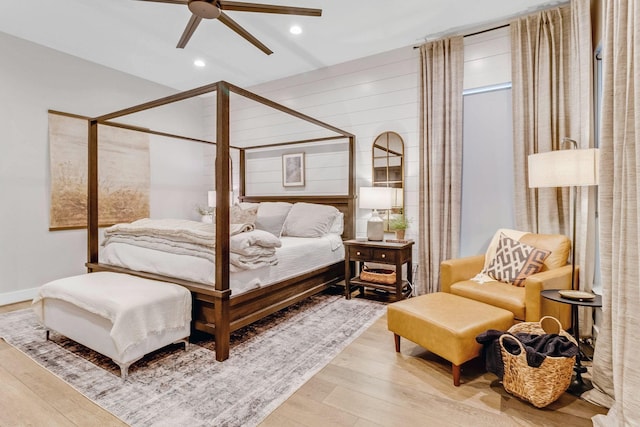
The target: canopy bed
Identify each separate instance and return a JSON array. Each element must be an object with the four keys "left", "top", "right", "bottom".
[{"left": 83, "top": 81, "right": 355, "bottom": 362}]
